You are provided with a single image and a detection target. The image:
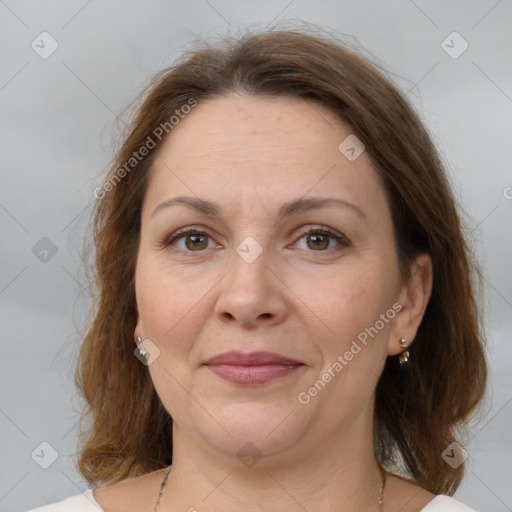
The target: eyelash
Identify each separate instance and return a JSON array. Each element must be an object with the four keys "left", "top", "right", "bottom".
[{"left": 163, "top": 225, "right": 349, "bottom": 255}]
